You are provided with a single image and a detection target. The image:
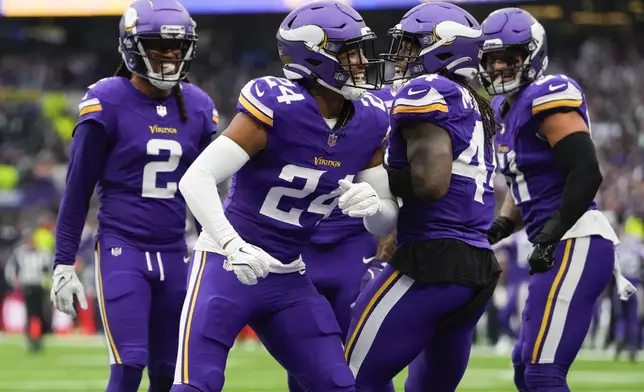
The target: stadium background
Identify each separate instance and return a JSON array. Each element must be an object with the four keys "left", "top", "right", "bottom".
[{"left": 0, "top": 0, "right": 643, "bottom": 390}]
